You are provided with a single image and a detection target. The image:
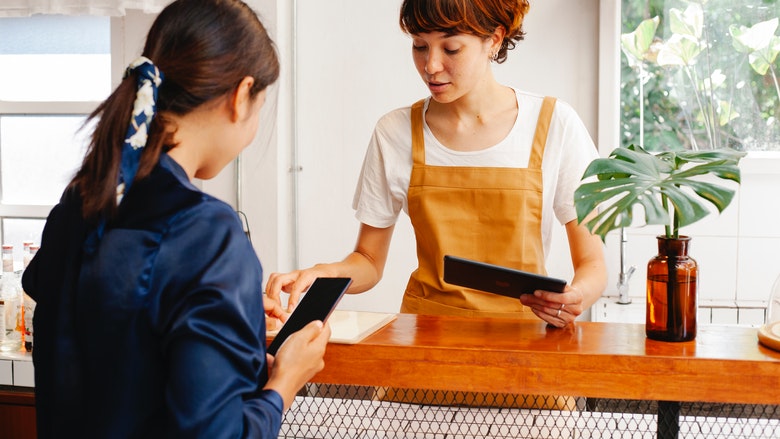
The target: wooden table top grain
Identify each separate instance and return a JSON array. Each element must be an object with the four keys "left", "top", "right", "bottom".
[{"left": 310, "top": 314, "right": 780, "bottom": 405}]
